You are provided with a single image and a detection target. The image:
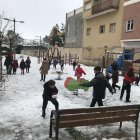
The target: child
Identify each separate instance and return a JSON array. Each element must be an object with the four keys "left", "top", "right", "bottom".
[
  {"left": 42, "top": 80, "right": 59, "bottom": 118},
  {"left": 135, "top": 74, "right": 140, "bottom": 86},
  {"left": 12, "top": 60, "right": 18, "bottom": 74},
  {"left": 111, "top": 68, "right": 120, "bottom": 93},
  {"left": 120, "top": 66, "right": 135, "bottom": 102},
  {"left": 75, "top": 64, "right": 86, "bottom": 81}
]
